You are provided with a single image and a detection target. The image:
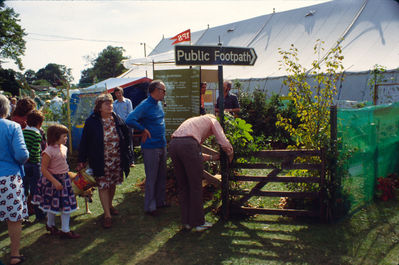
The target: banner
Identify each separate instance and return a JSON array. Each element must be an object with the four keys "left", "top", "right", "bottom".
[{"left": 170, "top": 29, "right": 191, "bottom": 45}]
